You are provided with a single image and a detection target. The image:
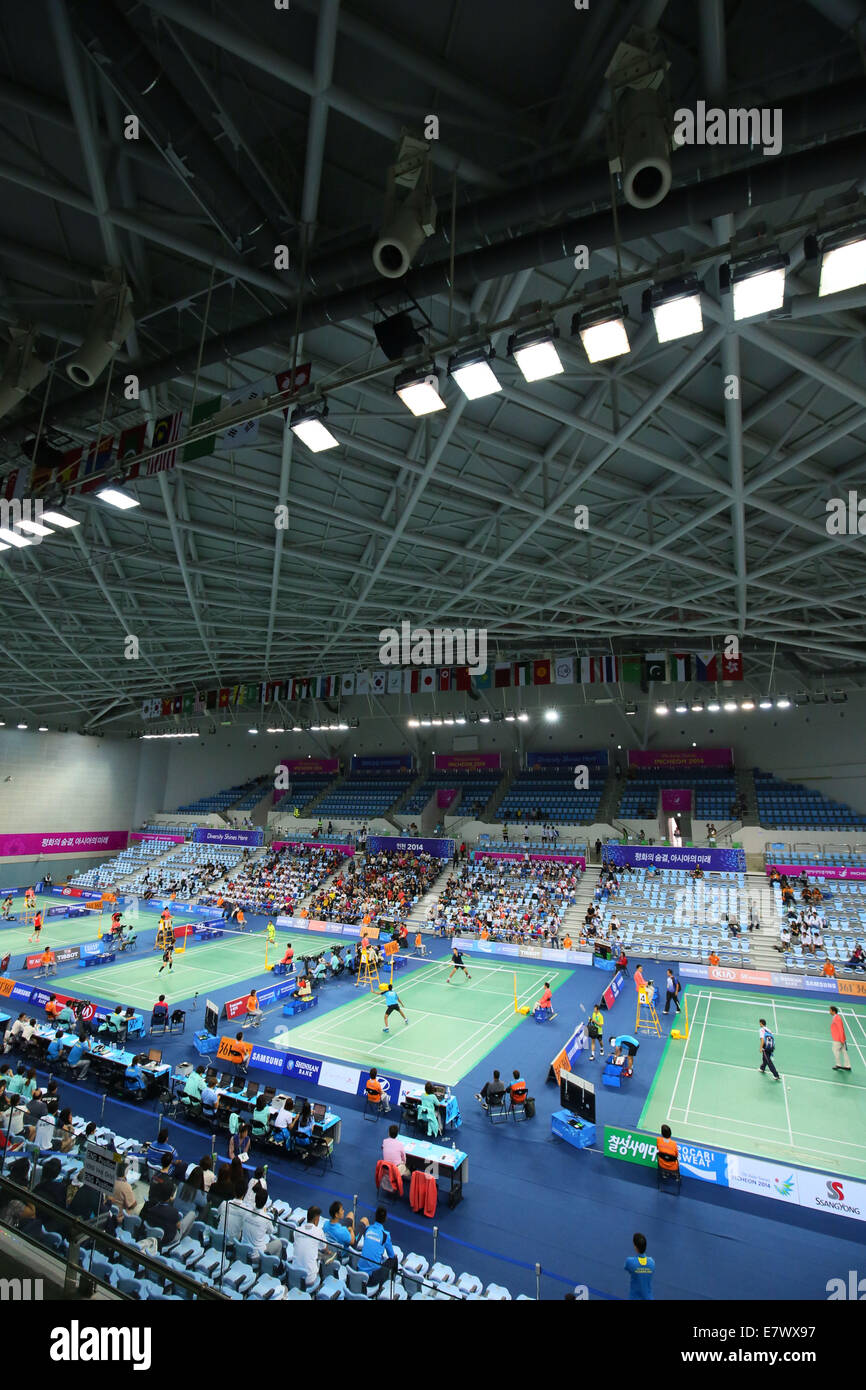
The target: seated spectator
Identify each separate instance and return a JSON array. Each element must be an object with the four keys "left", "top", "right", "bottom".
[
  {"left": 323, "top": 1199, "right": 362, "bottom": 1257},
  {"left": 144, "top": 1191, "right": 193, "bottom": 1249},
  {"left": 110, "top": 1161, "right": 139, "bottom": 1220},
  {"left": 242, "top": 1185, "right": 283, "bottom": 1260},
  {"left": 34, "top": 1156, "right": 68, "bottom": 1219},
  {"left": 356, "top": 1205, "right": 398, "bottom": 1293},
  {"left": 273, "top": 1098, "right": 296, "bottom": 1140},
  {"left": 208, "top": 1163, "right": 235, "bottom": 1208},
  {"left": 293, "top": 975, "right": 312, "bottom": 1001},
  {"left": 508, "top": 1070, "right": 528, "bottom": 1110},
  {"left": 146, "top": 1129, "right": 178, "bottom": 1170},
  {"left": 475, "top": 1069, "right": 506, "bottom": 1110},
  {"left": 229, "top": 1122, "right": 251, "bottom": 1164},
  {"left": 148, "top": 1153, "right": 176, "bottom": 1205},
  {"left": 54, "top": 1107, "right": 76, "bottom": 1154},
  {"left": 46, "top": 1030, "right": 66, "bottom": 1065},
  {"left": 251, "top": 1093, "right": 271, "bottom": 1137},
  {"left": 382, "top": 1123, "right": 410, "bottom": 1178},
  {"left": 292, "top": 1205, "right": 326, "bottom": 1288},
  {"left": 183, "top": 1066, "right": 207, "bottom": 1104},
  {"left": 365, "top": 1067, "right": 390, "bottom": 1115},
  {"left": 417, "top": 1081, "right": 441, "bottom": 1137},
  {"left": 656, "top": 1124, "right": 679, "bottom": 1174},
  {"left": 847, "top": 944, "right": 865, "bottom": 970}
]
